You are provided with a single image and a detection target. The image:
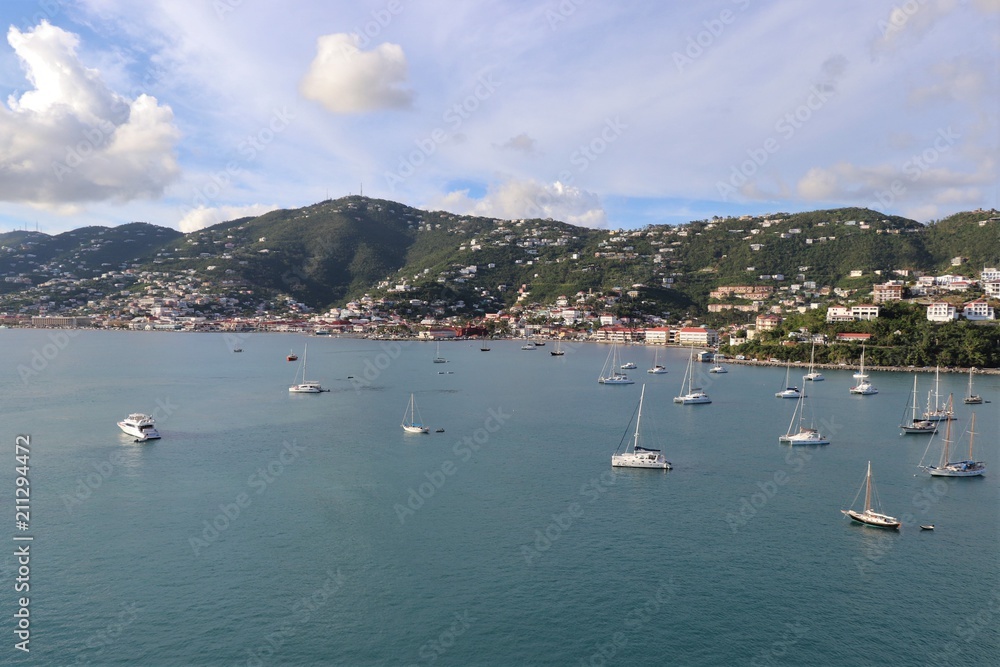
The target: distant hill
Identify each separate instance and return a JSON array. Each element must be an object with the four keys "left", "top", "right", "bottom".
[{"left": 1, "top": 198, "right": 997, "bottom": 313}]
